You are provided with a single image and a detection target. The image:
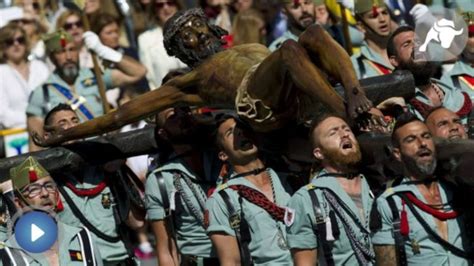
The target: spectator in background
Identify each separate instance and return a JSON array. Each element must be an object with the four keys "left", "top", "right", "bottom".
[
  {"left": 56, "top": 9, "right": 93, "bottom": 69},
  {"left": 91, "top": 12, "right": 149, "bottom": 106},
  {"left": 232, "top": 8, "right": 266, "bottom": 46},
  {"left": 200, "top": 0, "right": 233, "bottom": 33},
  {"left": 138, "top": 0, "right": 187, "bottom": 89},
  {"left": 0, "top": 23, "right": 49, "bottom": 130},
  {"left": 13, "top": 0, "right": 51, "bottom": 32},
  {"left": 232, "top": 0, "right": 253, "bottom": 14},
  {"left": 84, "top": 0, "right": 101, "bottom": 16},
  {"left": 11, "top": 8, "right": 48, "bottom": 62}
]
